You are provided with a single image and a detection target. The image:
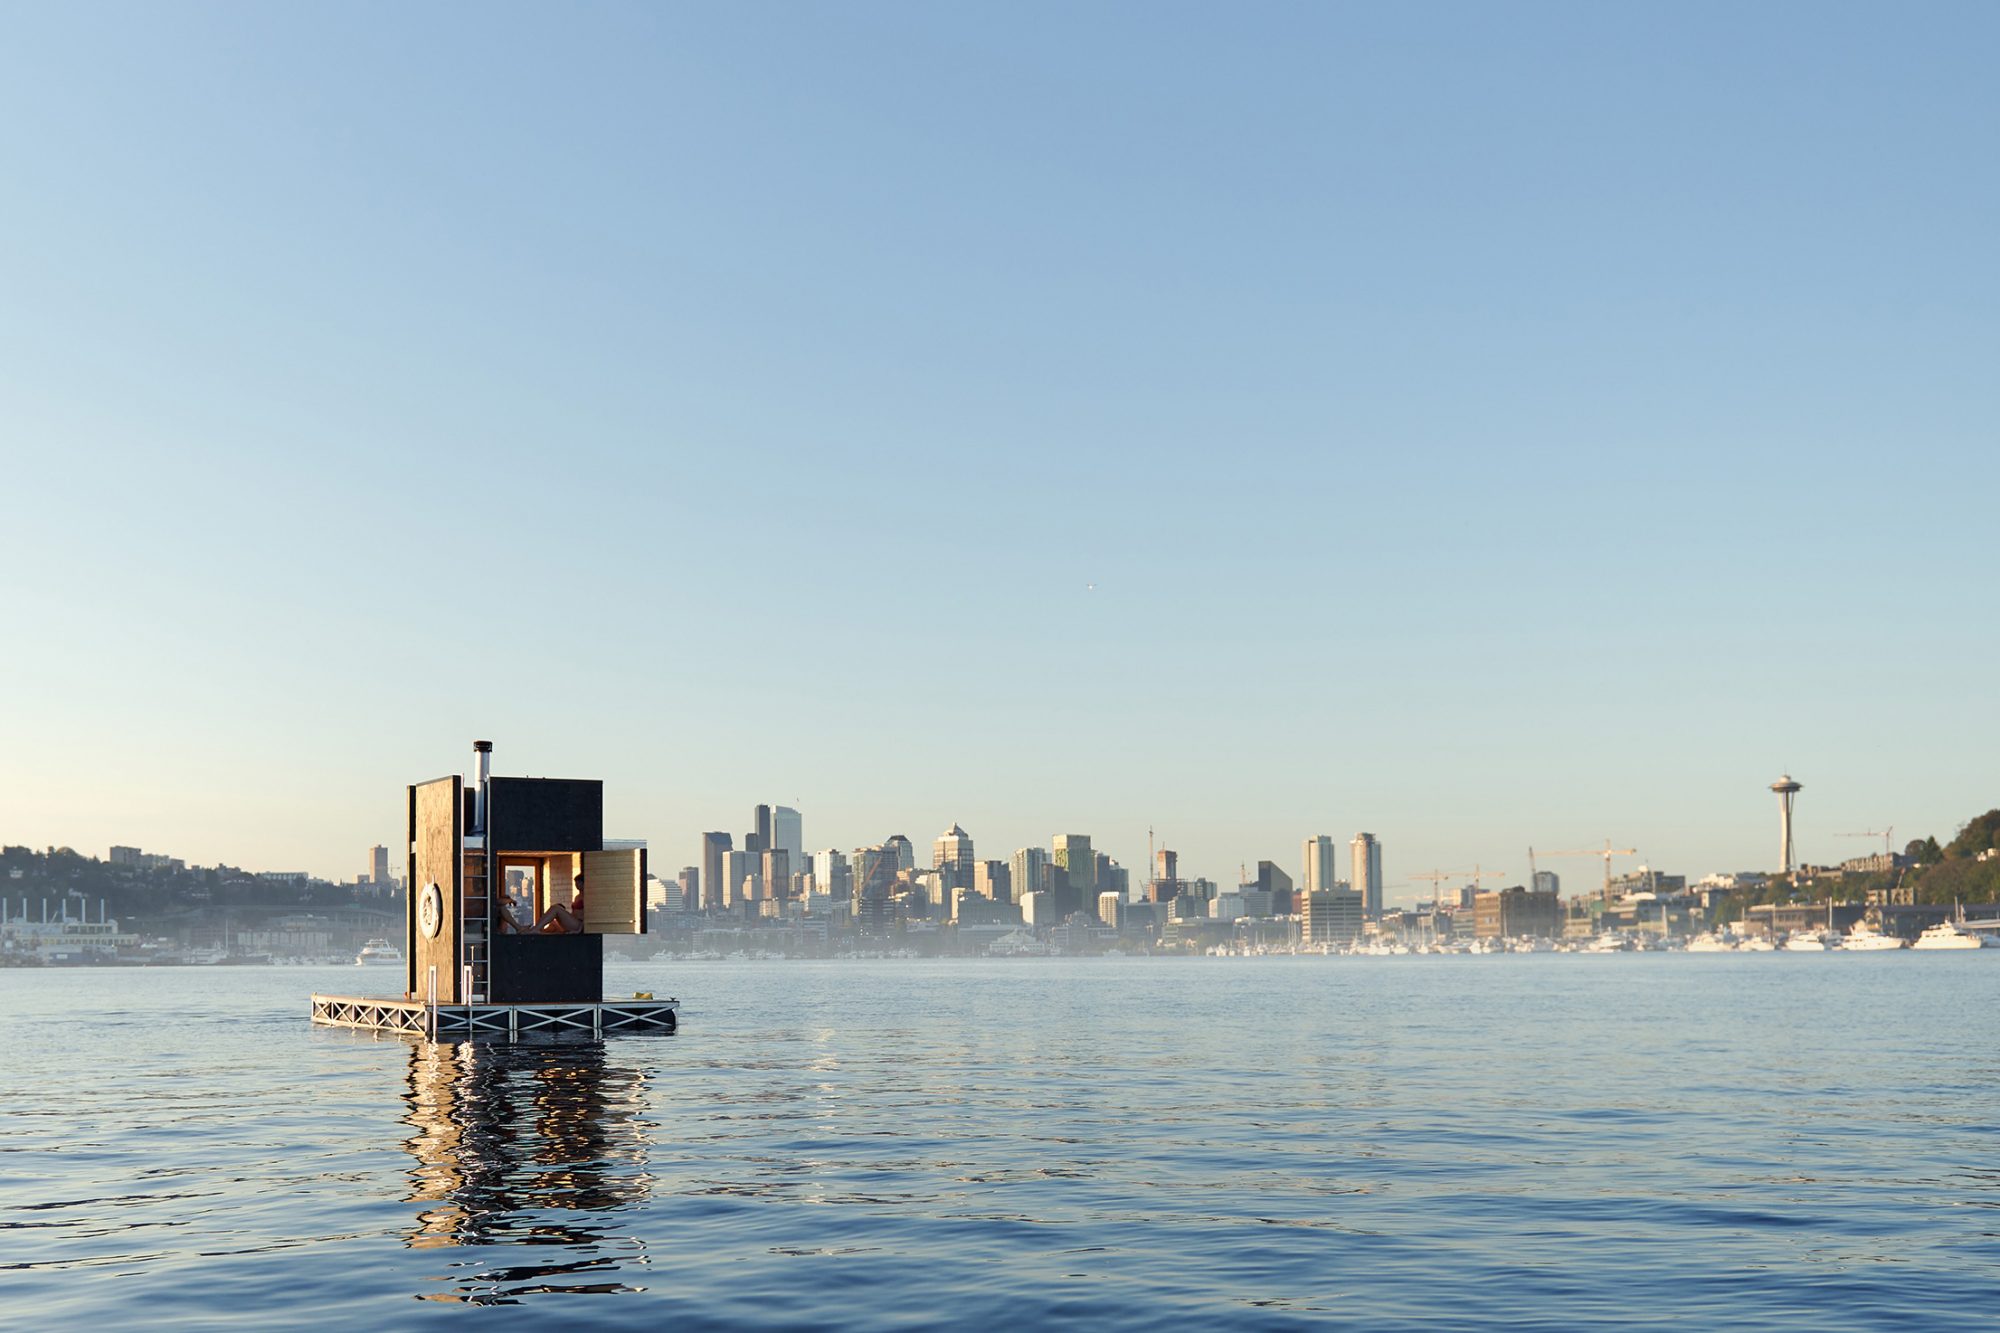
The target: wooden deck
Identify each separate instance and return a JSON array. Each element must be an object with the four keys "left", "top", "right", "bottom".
[{"left": 310, "top": 993, "right": 678, "bottom": 1040}]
